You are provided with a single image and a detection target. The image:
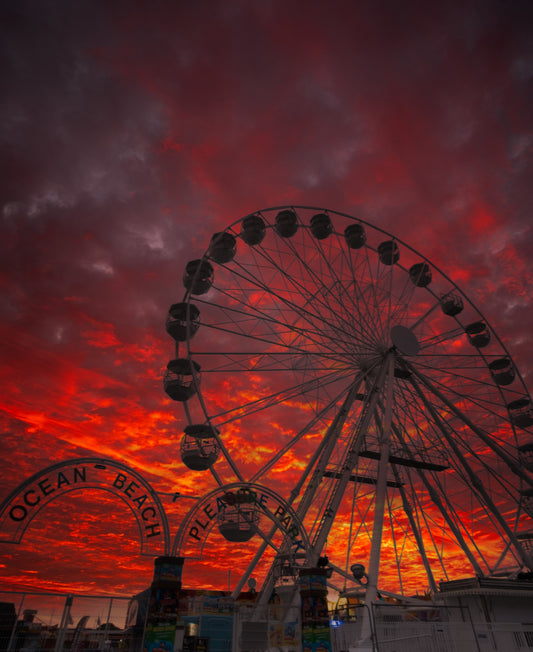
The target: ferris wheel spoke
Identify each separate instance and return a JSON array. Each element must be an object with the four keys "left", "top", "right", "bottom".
[
  {"left": 249, "top": 379, "right": 355, "bottom": 485},
  {"left": 194, "top": 309, "right": 351, "bottom": 365},
  {"left": 429, "top": 468, "right": 520, "bottom": 573},
  {"left": 194, "top": 293, "right": 326, "bottom": 345},
  {"left": 191, "top": 350, "right": 349, "bottom": 374},
  {"left": 407, "top": 471, "right": 453, "bottom": 582},
  {"left": 401, "top": 359, "right": 517, "bottom": 443},
  {"left": 356, "top": 258, "right": 393, "bottom": 347},
  {"left": 385, "top": 494, "right": 404, "bottom": 593},
  {"left": 393, "top": 381, "right": 523, "bottom": 535},
  {"left": 409, "top": 295, "right": 443, "bottom": 332},
  {"left": 291, "top": 230, "right": 386, "bottom": 351},
  {"left": 407, "top": 372, "right": 533, "bottom": 570},
  {"left": 352, "top": 243, "right": 390, "bottom": 345},
  {"left": 237, "top": 235, "right": 339, "bottom": 320},
  {"left": 222, "top": 256, "right": 373, "bottom": 353},
  {"left": 392, "top": 374, "right": 521, "bottom": 501},
  {"left": 338, "top": 242, "right": 387, "bottom": 343},
  {"left": 393, "top": 464, "right": 438, "bottom": 593},
  {"left": 284, "top": 229, "right": 388, "bottom": 351},
  {"left": 384, "top": 257, "right": 410, "bottom": 334},
  {"left": 417, "top": 326, "right": 470, "bottom": 349},
  {"left": 308, "top": 233, "right": 363, "bottom": 321},
  {"left": 206, "top": 367, "right": 352, "bottom": 427},
  {"left": 406, "top": 363, "right": 531, "bottom": 486},
  {"left": 215, "top": 272, "right": 342, "bottom": 346},
  {"left": 388, "top": 418, "right": 485, "bottom": 575}
]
